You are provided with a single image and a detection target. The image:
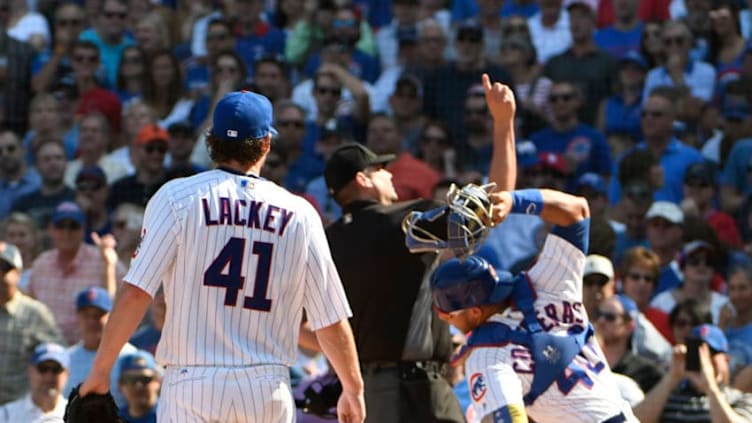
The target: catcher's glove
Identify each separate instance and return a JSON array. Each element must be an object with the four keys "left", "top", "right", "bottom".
[
  {"left": 64, "top": 385, "right": 125, "bottom": 423},
  {"left": 294, "top": 373, "right": 342, "bottom": 419},
  {"left": 403, "top": 182, "right": 496, "bottom": 258}
]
